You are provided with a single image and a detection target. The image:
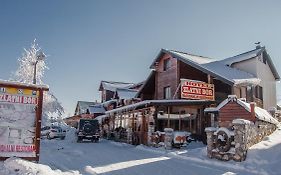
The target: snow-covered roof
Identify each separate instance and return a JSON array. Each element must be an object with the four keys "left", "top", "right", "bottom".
[
  {"left": 168, "top": 50, "right": 215, "bottom": 64},
  {"left": 202, "top": 61, "right": 259, "bottom": 85},
  {"left": 76, "top": 101, "right": 97, "bottom": 114},
  {"left": 115, "top": 88, "right": 138, "bottom": 100},
  {"left": 150, "top": 49, "right": 261, "bottom": 86},
  {"left": 218, "top": 47, "right": 280, "bottom": 80},
  {"left": 211, "top": 95, "right": 279, "bottom": 125},
  {"left": 218, "top": 47, "right": 263, "bottom": 66},
  {"left": 106, "top": 99, "right": 213, "bottom": 114},
  {"left": 239, "top": 100, "right": 279, "bottom": 125},
  {"left": 99, "top": 81, "right": 135, "bottom": 92},
  {"left": 0, "top": 79, "right": 49, "bottom": 90},
  {"left": 88, "top": 105, "right": 106, "bottom": 114},
  {"left": 100, "top": 99, "right": 117, "bottom": 108},
  {"left": 148, "top": 47, "right": 280, "bottom": 86}
]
